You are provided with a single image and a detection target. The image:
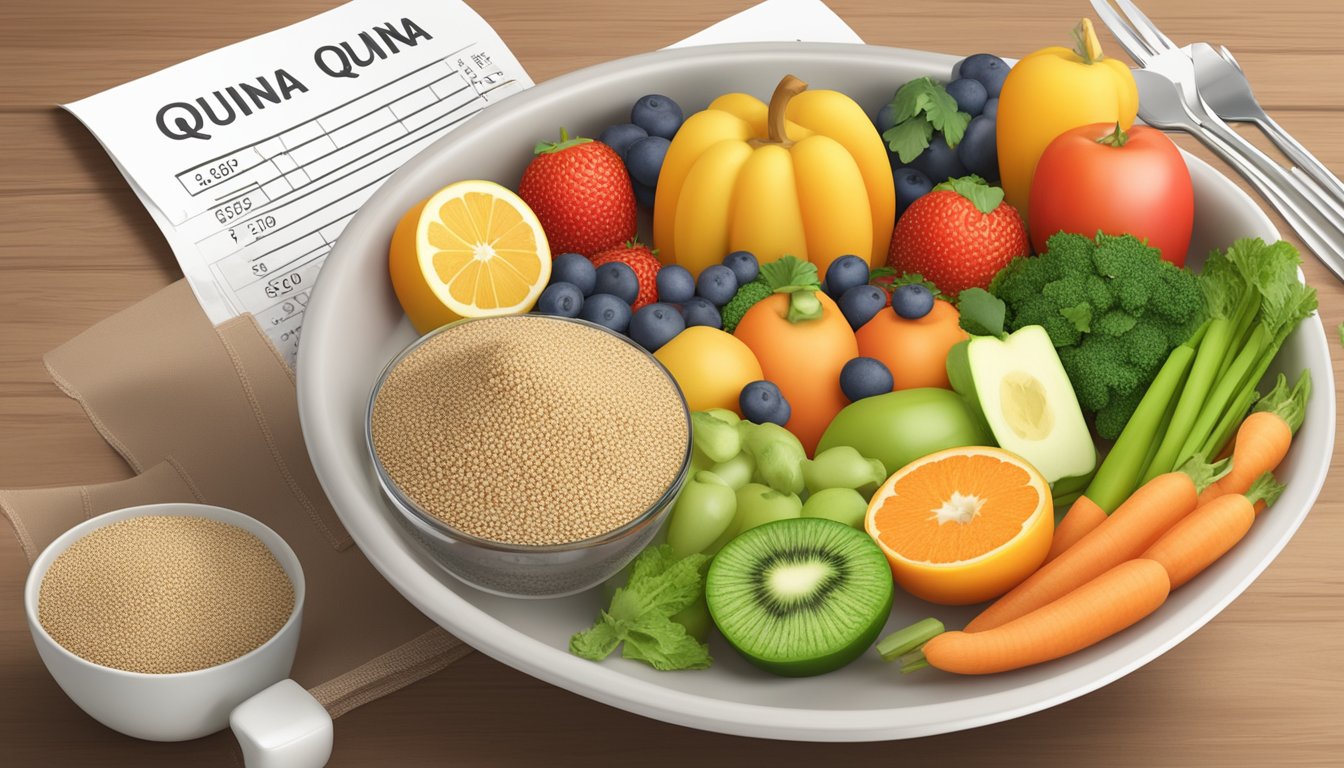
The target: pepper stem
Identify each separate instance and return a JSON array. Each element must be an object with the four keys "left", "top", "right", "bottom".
[
  {"left": 1096, "top": 122, "right": 1130, "bottom": 147},
  {"left": 762, "top": 75, "right": 807, "bottom": 146},
  {"left": 1072, "top": 18, "right": 1105, "bottom": 64}
]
